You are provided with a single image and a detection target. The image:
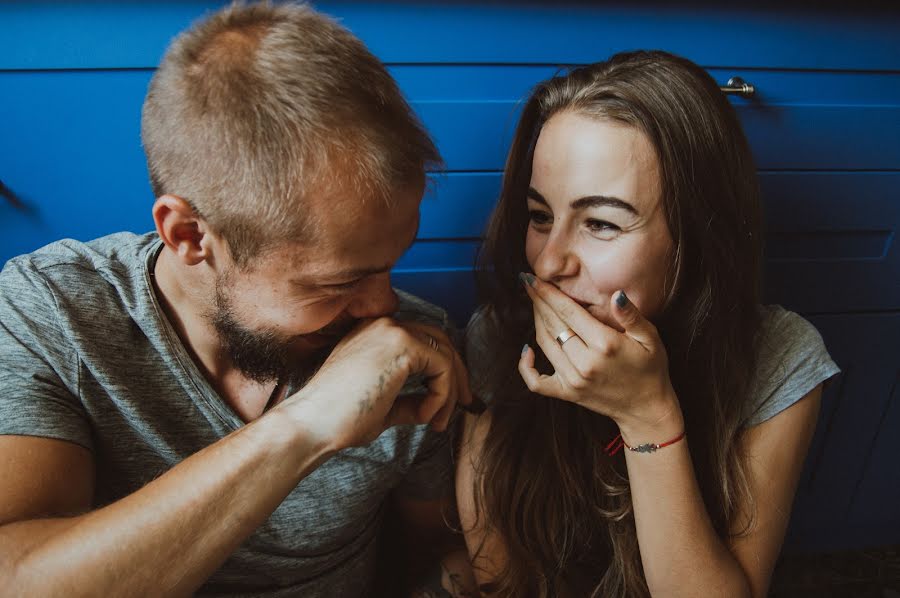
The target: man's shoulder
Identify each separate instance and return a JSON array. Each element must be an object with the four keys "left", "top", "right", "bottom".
[
  {"left": 2, "top": 232, "right": 157, "bottom": 284},
  {"left": 0, "top": 232, "right": 160, "bottom": 331}
]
